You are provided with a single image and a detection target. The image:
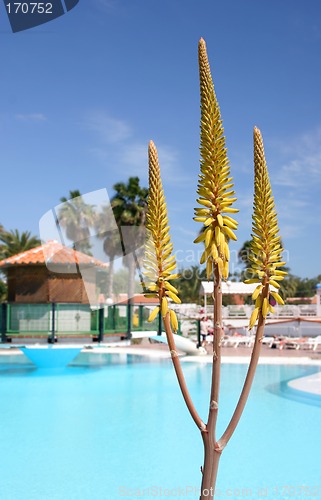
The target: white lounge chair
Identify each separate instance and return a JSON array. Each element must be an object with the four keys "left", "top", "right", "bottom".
[
  {"left": 261, "top": 336, "right": 274, "bottom": 348},
  {"left": 279, "top": 336, "right": 321, "bottom": 350},
  {"left": 222, "top": 335, "right": 254, "bottom": 348},
  {"left": 307, "top": 335, "right": 321, "bottom": 352}
]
